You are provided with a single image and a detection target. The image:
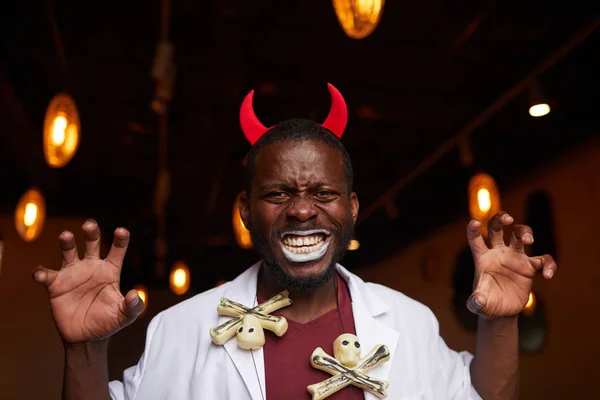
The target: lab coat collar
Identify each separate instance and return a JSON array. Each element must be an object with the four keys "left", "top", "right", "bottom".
[{"left": 219, "top": 262, "right": 399, "bottom": 400}]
